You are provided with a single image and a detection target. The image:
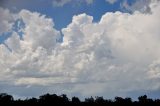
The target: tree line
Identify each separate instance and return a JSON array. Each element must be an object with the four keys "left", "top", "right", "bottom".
[{"left": 0, "top": 93, "right": 160, "bottom": 106}]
